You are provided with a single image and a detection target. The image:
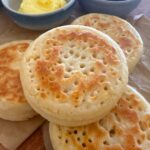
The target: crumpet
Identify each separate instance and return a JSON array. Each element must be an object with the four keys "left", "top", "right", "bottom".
[
  {"left": 50, "top": 86, "right": 150, "bottom": 150},
  {"left": 21, "top": 25, "right": 128, "bottom": 126},
  {"left": 0, "top": 41, "right": 36, "bottom": 121},
  {"left": 72, "top": 13, "right": 143, "bottom": 72}
]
